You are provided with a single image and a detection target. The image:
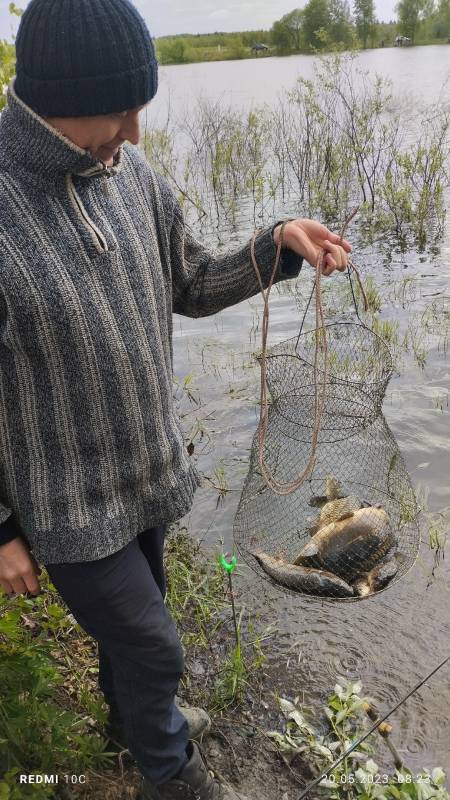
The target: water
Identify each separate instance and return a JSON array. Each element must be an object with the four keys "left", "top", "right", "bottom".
[
  {"left": 146, "top": 44, "right": 450, "bottom": 122},
  {"left": 149, "top": 47, "right": 450, "bottom": 776}
]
